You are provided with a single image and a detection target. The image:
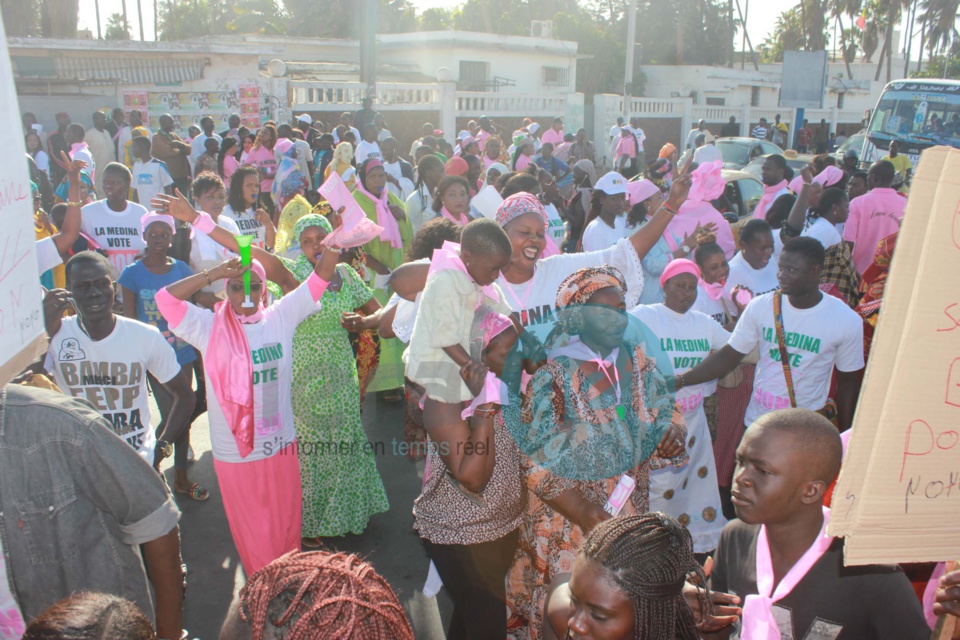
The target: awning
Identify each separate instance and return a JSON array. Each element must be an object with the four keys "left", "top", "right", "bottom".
[{"left": 14, "top": 56, "right": 207, "bottom": 85}]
